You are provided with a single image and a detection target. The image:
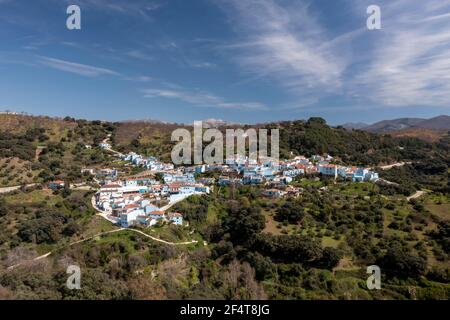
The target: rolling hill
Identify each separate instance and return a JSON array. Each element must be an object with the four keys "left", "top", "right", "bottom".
[
  {"left": 345, "top": 115, "right": 450, "bottom": 142},
  {"left": 363, "top": 118, "right": 426, "bottom": 133},
  {"left": 362, "top": 115, "right": 450, "bottom": 133}
]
